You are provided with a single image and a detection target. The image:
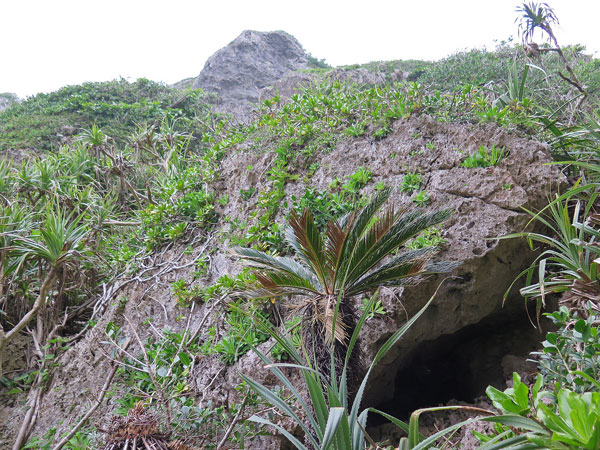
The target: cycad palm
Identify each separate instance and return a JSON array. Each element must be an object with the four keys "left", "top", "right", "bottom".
[{"left": 236, "top": 188, "right": 457, "bottom": 373}]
